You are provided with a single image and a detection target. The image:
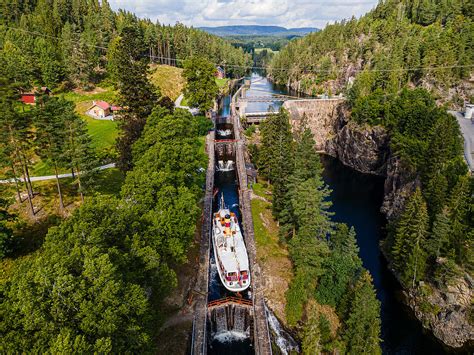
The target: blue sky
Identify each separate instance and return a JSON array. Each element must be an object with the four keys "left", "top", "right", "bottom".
[{"left": 108, "top": 0, "right": 379, "bottom": 29}]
